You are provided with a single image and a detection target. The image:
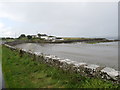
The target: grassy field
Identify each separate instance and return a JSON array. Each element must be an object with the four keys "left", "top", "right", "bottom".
[
  {"left": 62, "top": 37, "right": 91, "bottom": 41},
  {"left": 1, "top": 46, "right": 120, "bottom": 88},
  {"left": 62, "top": 37, "right": 113, "bottom": 44}
]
